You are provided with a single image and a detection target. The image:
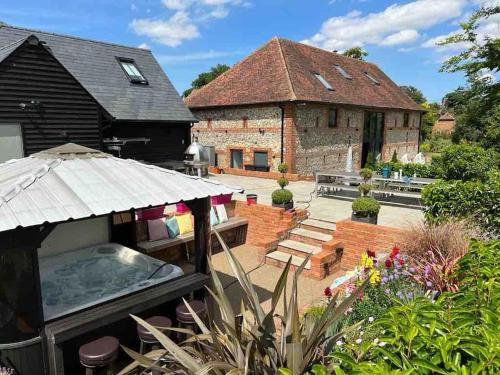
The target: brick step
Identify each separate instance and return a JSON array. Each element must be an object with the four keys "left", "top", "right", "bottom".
[
  {"left": 289, "top": 228, "right": 332, "bottom": 246},
  {"left": 265, "top": 250, "right": 311, "bottom": 269},
  {"left": 277, "top": 239, "right": 322, "bottom": 258},
  {"left": 299, "top": 218, "right": 336, "bottom": 234}
]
